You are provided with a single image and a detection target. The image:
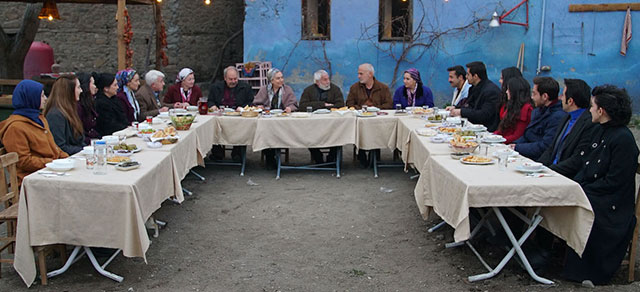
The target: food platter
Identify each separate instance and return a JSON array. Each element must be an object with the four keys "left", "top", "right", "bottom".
[
  {"left": 460, "top": 155, "right": 495, "bottom": 165},
  {"left": 107, "top": 156, "right": 131, "bottom": 165}
]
